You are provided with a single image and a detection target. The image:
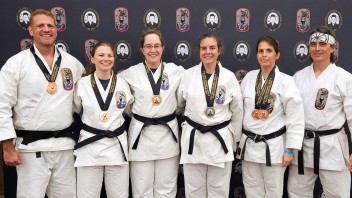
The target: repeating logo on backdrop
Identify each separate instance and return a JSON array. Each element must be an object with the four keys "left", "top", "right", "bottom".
[
  {"left": 265, "top": 10, "right": 282, "bottom": 31},
  {"left": 115, "top": 41, "right": 131, "bottom": 62},
  {"left": 204, "top": 9, "right": 221, "bottom": 31},
  {"left": 144, "top": 9, "right": 161, "bottom": 28},
  {"left": 56, "top": 40, "right": 70, "bottom": 53},
  {"left": 115, "top": 7, "right": 129, "bottom": 32},
  {"left": 296, "top": 8, "right": 310, "bottom": 33},
  {"left": 176, "top": 8, "right": 190, "bottom": 32},
  {"left": 85, "top": 39, "right": 98, "bottom": 62},
  {"left": 236, "top": 8, "right": 250, "bottom": 32},
  {"left": 233, "top": 41, "right": 250, "bottom": 62},
  {"left": 325, "top": 10, "right": 342, "bottom": 30},
  {"left": 294, "top": 41, "right": 309, "bottom": 62},
  {"left": 81, "top": 9, "right": 99, "bottom": 31},
  {"left": 20, "top": 38, "right": 33, "bottom": 51},
  {"left": 174, "top": 40, "right": 191, "bottom": 62},
  {"left": 17, "top": 8, "right": 32, "bottom": 30},
  {"left": 235, "top": 69, "right": 248, "bottom": 84},
  {"left": 51, "top": 7, "right": 66, "bottom": 32}
]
